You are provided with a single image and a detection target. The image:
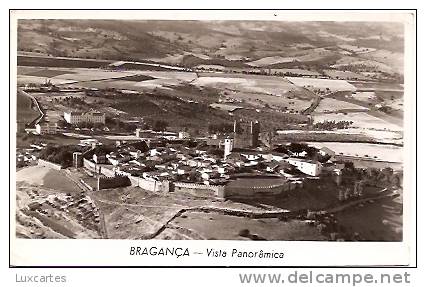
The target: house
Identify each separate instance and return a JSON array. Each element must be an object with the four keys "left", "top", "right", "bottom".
[
  {"left": 240, "top": 152, "right": 260, "bottom": 161},
  {"left": 93, "top": 153, "right": 107, "bottom": 164},
  {"left": 35, "top": 122, "right": 58, "bottom": 135},
  {"left": 177, "top": 165, "right": 192, "bottom": 175},
  {"left": 107, "top": 152, "right": 131, "bottom": 166},
  {"left": 291, "top": 150, "right": 308, "bottom": 158},
  {"left": 261, "top": 152, "right": 287, "bottom": 162},
  {"left": 178, "top": 131, "right": 190, "bottom": 139},
  {"left": 285, "top": 157, "right": 322, "bottom": 176},
  {"left": 64, "top": 110, "right": 105, "bottom": 125}
]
